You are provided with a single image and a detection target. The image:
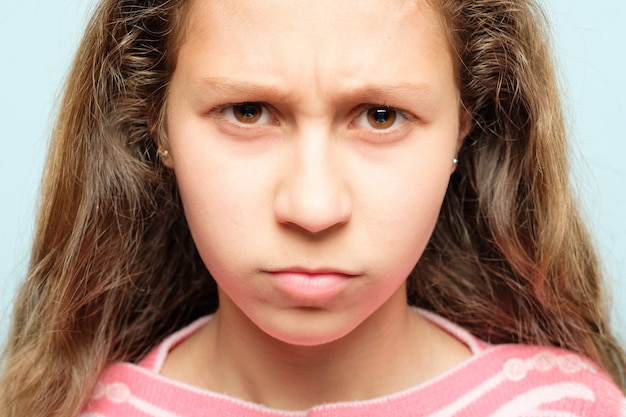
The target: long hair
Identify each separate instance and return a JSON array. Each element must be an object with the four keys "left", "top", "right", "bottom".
[
  {"left": 411, "top": 0, "right": 626, "bottom": 388},
  {"left": 0, "top": 1, "right": 215, "bottom": 416},
  {"left": 1, "top": 0, "right": 624, "bottom": 416}
]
